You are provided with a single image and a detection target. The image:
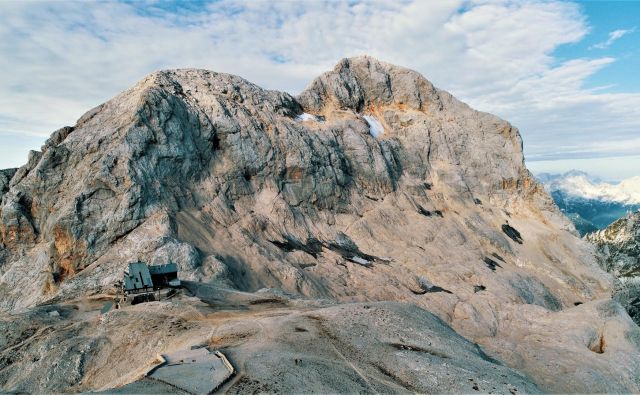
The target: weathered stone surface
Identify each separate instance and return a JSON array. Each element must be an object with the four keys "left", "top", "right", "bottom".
[
  {"left": 214, "top": 301, "right": 542, "bottom": 394},
  {"left": 0, "top": 295, "right": 543, "bottom": 394},
  {"left": 0, "top": 56, "right": 638, "bottom": 392},
  {"left": 587, "top": 211, "right": 640, "bottom": 325},
  {"left": 0, "top": 168, "right": 16, "bottom": 198},
  {"left": 0, "top": 300, "right": 211, "bottom": 393}
]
